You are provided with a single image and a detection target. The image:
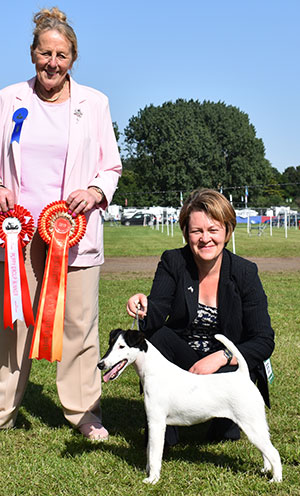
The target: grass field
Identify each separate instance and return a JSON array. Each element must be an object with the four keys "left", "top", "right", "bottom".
[
  {"left": 103, "top": 222, "right": 300, "bottom": 258},
  {"left": 0, "top": 227, "right": 299, "bottom": 495}
]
